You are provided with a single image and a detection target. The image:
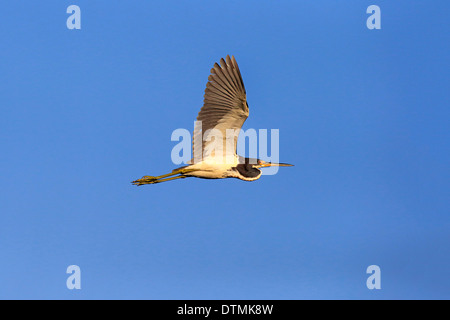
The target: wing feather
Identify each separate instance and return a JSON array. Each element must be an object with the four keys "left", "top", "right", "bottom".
[{"left": 192, "top": 55, "right": 248, "bottom": 164}]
